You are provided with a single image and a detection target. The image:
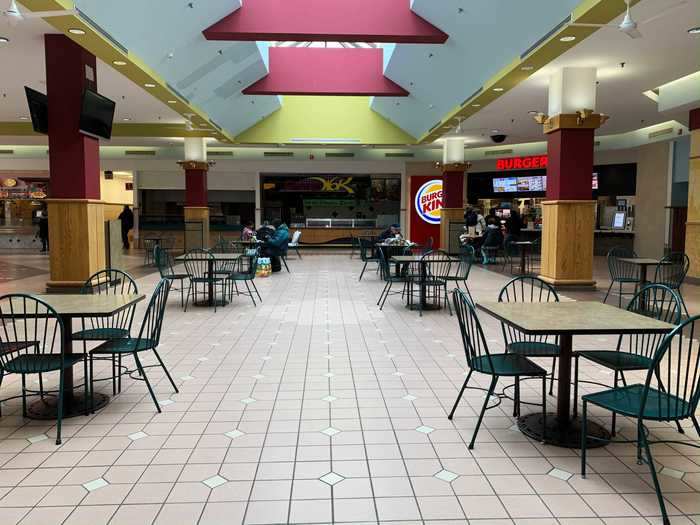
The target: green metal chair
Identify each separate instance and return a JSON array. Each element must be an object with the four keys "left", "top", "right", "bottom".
[
  {"left": 603, "top": 246, "right": 640, "bottom": 308},
  {"left": 574, "top": 284, "right": 683, "bottom": 435},
  {"left": 358, "top": 238, "right": 379, "bottom": 281},
  {"left": 501, "top": 236, "right": 521, "bottom": 274},
  {"left": 183, "top": 249, "right": 226, "bottom": 312},
  {"left": 376, "top": 248, "right": 410, "bottom": 310},
  {"left": 0, "top": 295, "right": 84, "bottom": 444},
  {"left": 443, "top": 245, "right": 475, "bottom": 304},
  {"left": 154, "top": 246, "right": 189, "bottom": 308},
  {"left": 653, "top": 252, "right": 690, "bottom": 319},
  {"left": 581, "top": 314, "right": 700, "bottom": 525},
  {"left": 498, "top": 276, "right": 560, "bottom": 398},
  {"left": 227, "top": 255, "right": 261, "bottom": 307},
  {"left": 73, "top": 269, "right": 138, "bottom": 395},
  {"left": 448, "top": 289, "right": 548, "bottom": 448},
  {"left": 89, "top": 279, "right": 178, "bottom": 413},
  {"left": 420, "top": 250, "right": 453, "bottom": 316}
]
